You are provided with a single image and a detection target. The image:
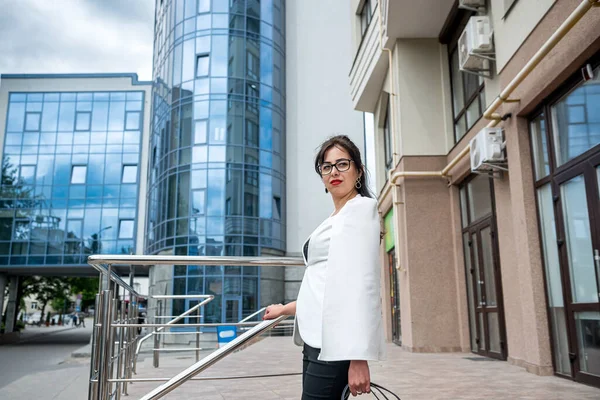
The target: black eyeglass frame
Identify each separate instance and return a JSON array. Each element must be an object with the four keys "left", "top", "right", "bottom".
[{"left": 318, "top": 158, "right": 354, "bottom": 176}]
